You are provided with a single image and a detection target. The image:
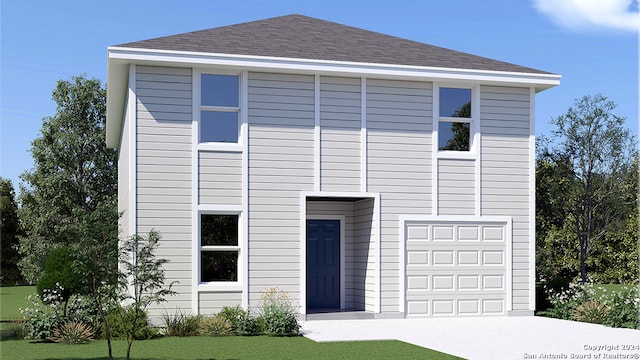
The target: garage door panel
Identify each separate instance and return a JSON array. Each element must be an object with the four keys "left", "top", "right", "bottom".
[
  {"left": 406, "top": 250, "right": 429, "bottom": 265},
  {"left": 405, "top": 221, "right": 508, "bottom": 317},
  {"left": 432, "top": 250, "right": 455, "bottom": 265}
]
